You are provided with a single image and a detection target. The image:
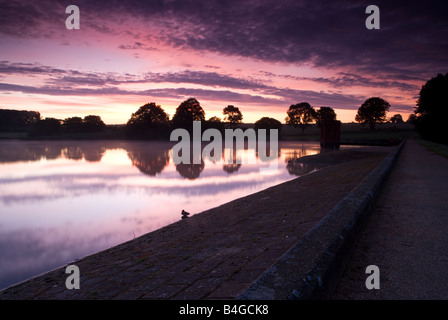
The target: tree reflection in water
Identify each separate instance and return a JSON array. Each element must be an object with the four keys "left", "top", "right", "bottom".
[
  {"left": 284, "top": 144, "right": 322, "bottom": 176},
  {"left": 0, "top": 142, "right": 108, "bottom": 163},
  {"left": 286, "top": 160, "right": 320, "bottom": 176},
  {"left": 222, "top": 145, "right": 241, "bottom": 174},
  {"left": 222, "top": 163, "right": 241, "bottom": 174},
  {"left": 176, "top": 161, "right": 205, "bottom": 180},
  {"left": 0, "top": 141, "right": 327, "bottom": 179},
  {"left": 127, "top": 145, "right": 170, "bottom": 176}
]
